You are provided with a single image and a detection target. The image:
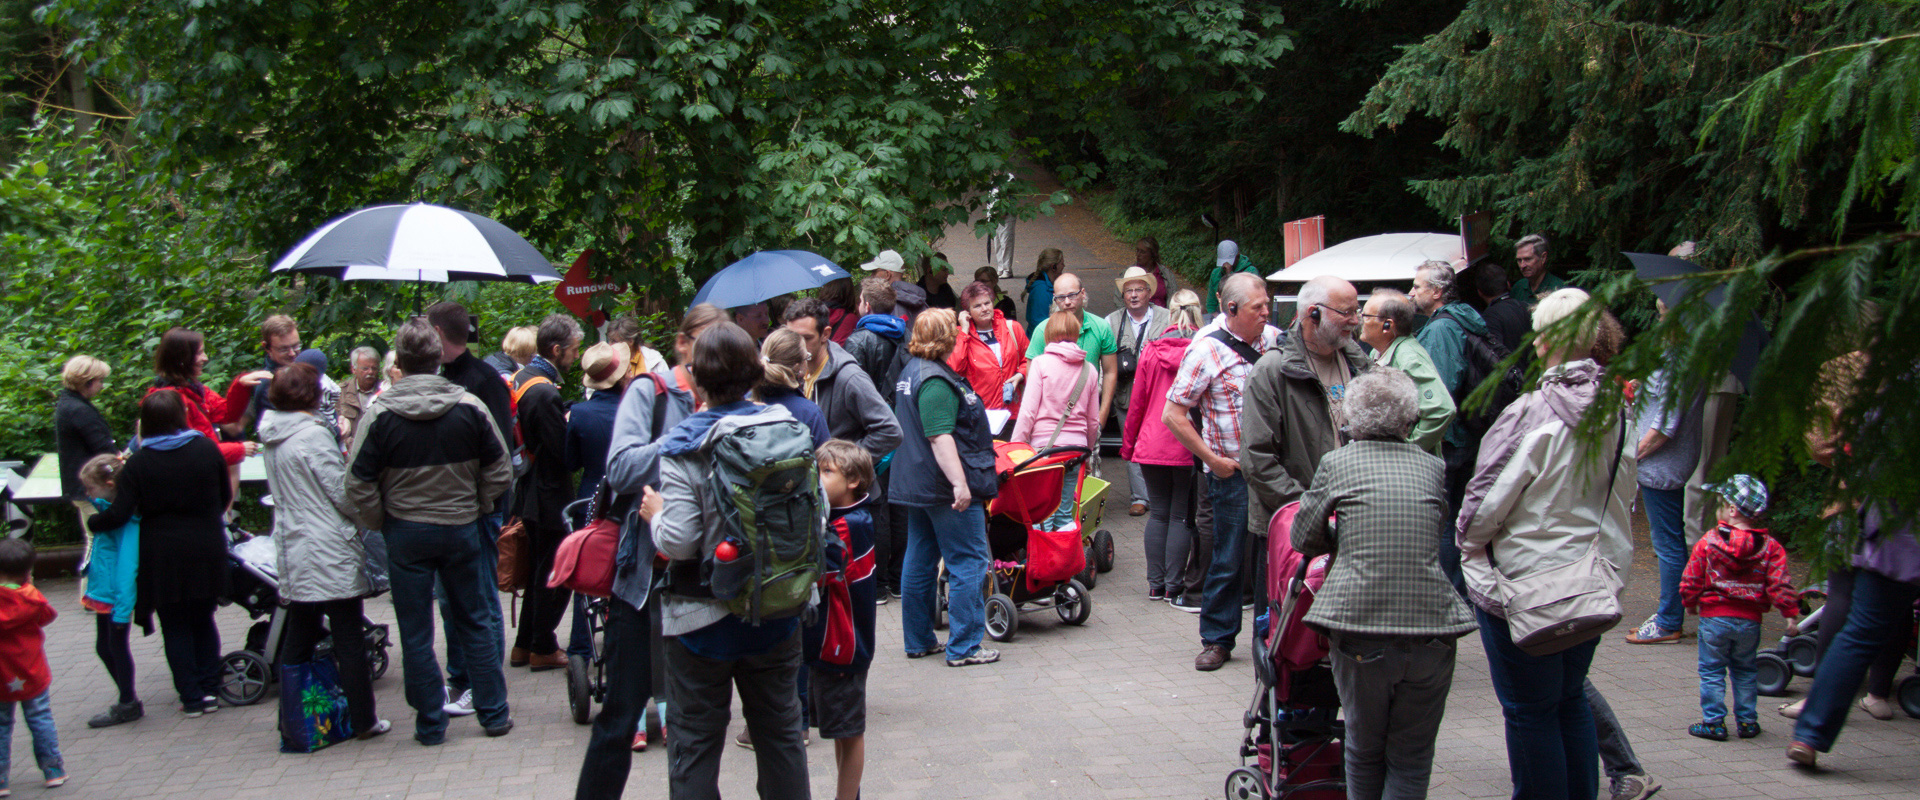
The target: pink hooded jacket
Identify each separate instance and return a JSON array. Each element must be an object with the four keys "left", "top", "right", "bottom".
[
  {"left": 1121, "top": 335, "right": 1196, "bottom": 466},
  {"left": 1011, "top": 342, "right": 1101, "bottom": 449}
]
